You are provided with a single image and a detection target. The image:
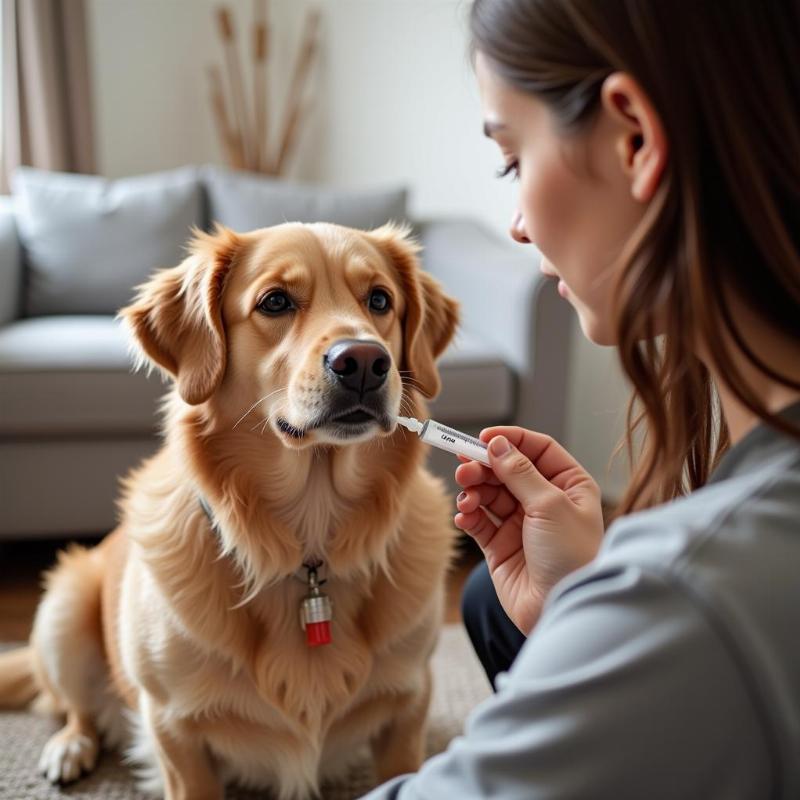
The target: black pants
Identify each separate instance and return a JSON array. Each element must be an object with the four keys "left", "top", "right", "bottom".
[{"left": 461, "top": 560, "right": 527, "bottom": 691}]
